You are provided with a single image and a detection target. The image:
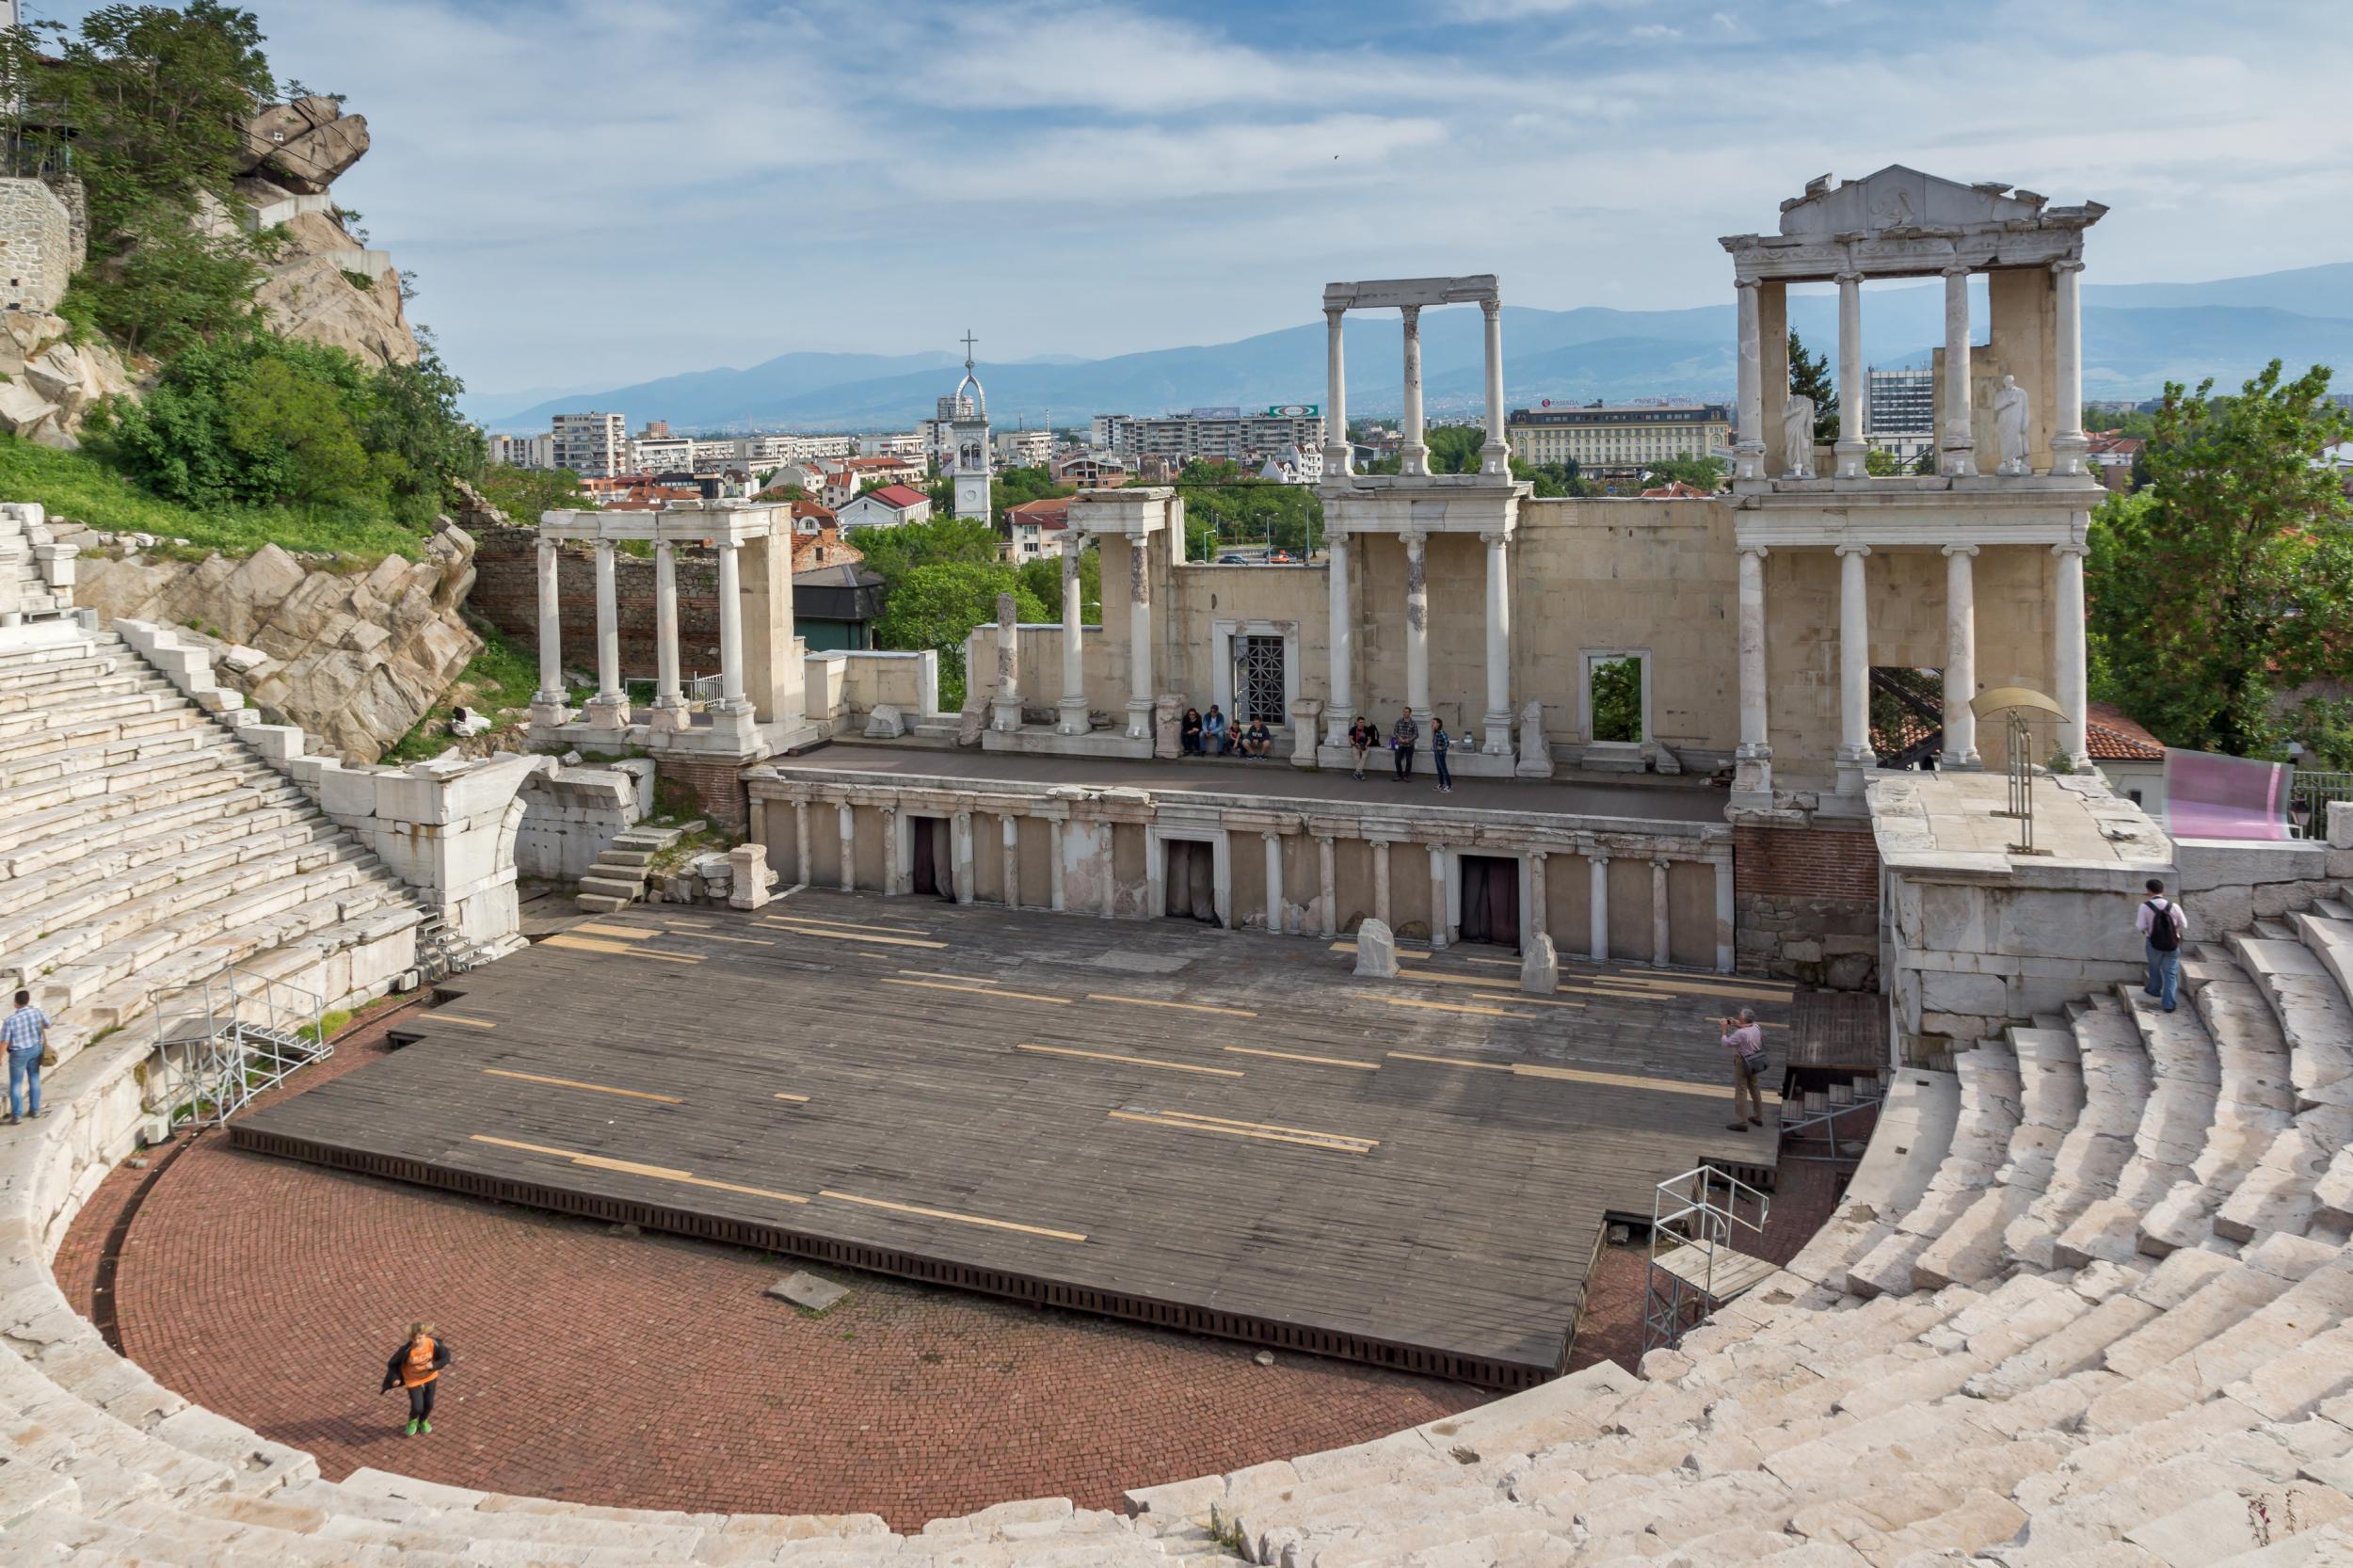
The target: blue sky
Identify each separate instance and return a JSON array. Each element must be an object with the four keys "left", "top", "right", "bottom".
[{"left": 31, "top": 0, "right": 2353, "bottom": 399}]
